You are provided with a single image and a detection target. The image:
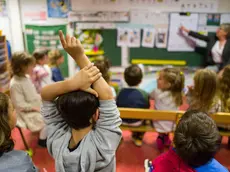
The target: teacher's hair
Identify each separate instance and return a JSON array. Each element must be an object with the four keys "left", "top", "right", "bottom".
[{"left": 220, "top": 23, "right": 230, "bottom": 38}]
